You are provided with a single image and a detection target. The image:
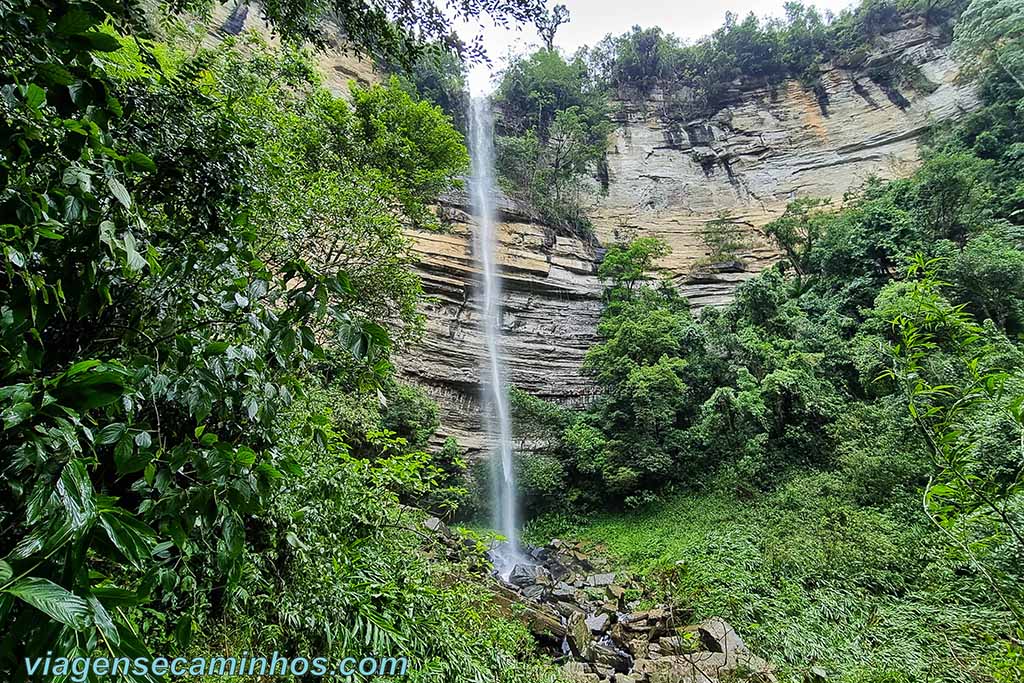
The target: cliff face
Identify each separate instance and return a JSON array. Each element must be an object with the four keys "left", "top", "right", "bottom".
[
  {"left": 399, "top": 196, "right": 604, "bottom": 452},
  {"left": 590, "top": 18, "right": 978, "bottom": 306},
  {"left": 398, "top": 18, "right": 979, "bottom": 452}
]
